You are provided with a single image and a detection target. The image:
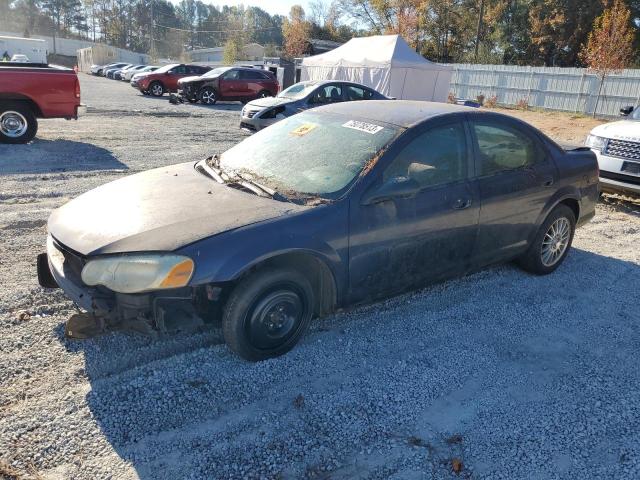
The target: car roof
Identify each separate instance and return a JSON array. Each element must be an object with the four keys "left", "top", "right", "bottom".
[{"left": 314, "top": 100, "right": 480, "bottom": 128}]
